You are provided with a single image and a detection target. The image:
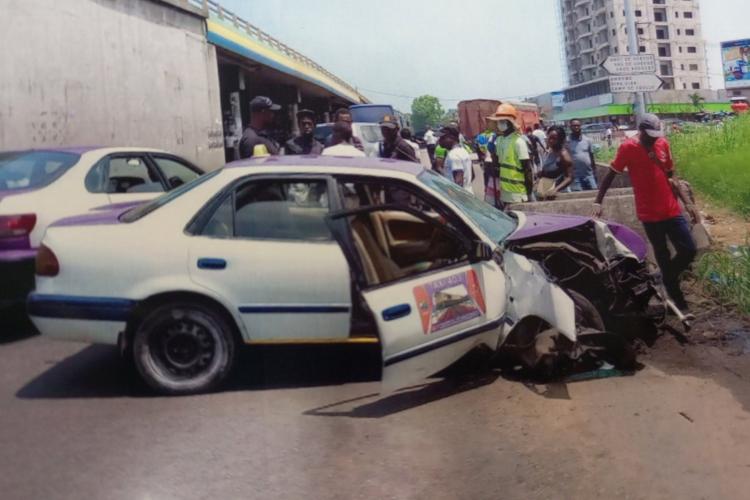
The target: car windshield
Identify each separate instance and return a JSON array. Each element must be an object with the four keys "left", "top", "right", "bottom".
[
  {"left": 418, "top": 170, "right": 517, "bottom": 243},
  {"left": 0, "top": 151, "right": 80, "bottom": 191},
  {"left": 120, "top": 169, "right": 221, "bottom": 223}
]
